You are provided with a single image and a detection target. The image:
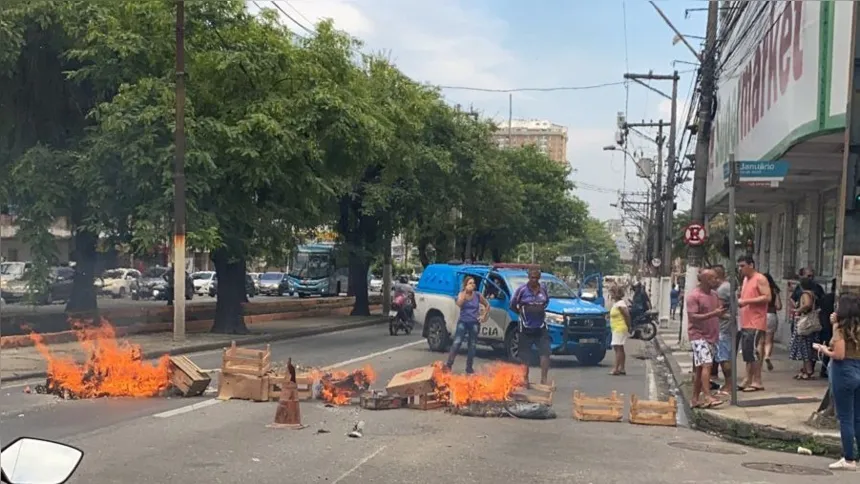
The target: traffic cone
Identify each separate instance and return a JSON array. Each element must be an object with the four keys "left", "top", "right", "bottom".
[{"left": 267, "top": 381, "right": 305, "bottom": 430}]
